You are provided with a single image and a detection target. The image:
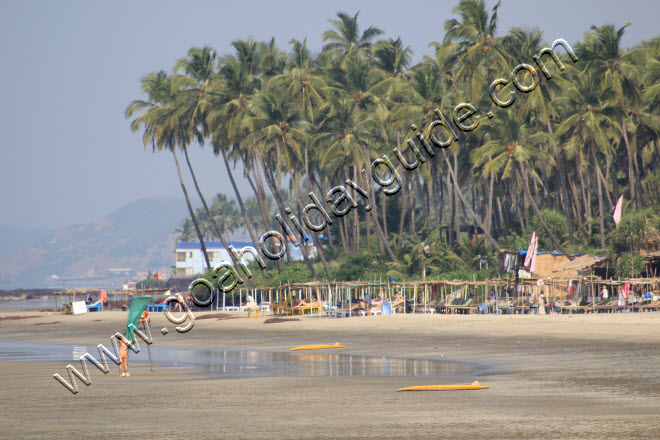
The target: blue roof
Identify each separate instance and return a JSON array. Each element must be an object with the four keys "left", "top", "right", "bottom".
[
  {"left": 177, "top": 241, "right": 256, "bottom": 250},
  {"left": 177, "top": 237, "right": 314, "bottom": 250},
  {"left": 518, "top": 250, "right": 604, "bottom": 258}
]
